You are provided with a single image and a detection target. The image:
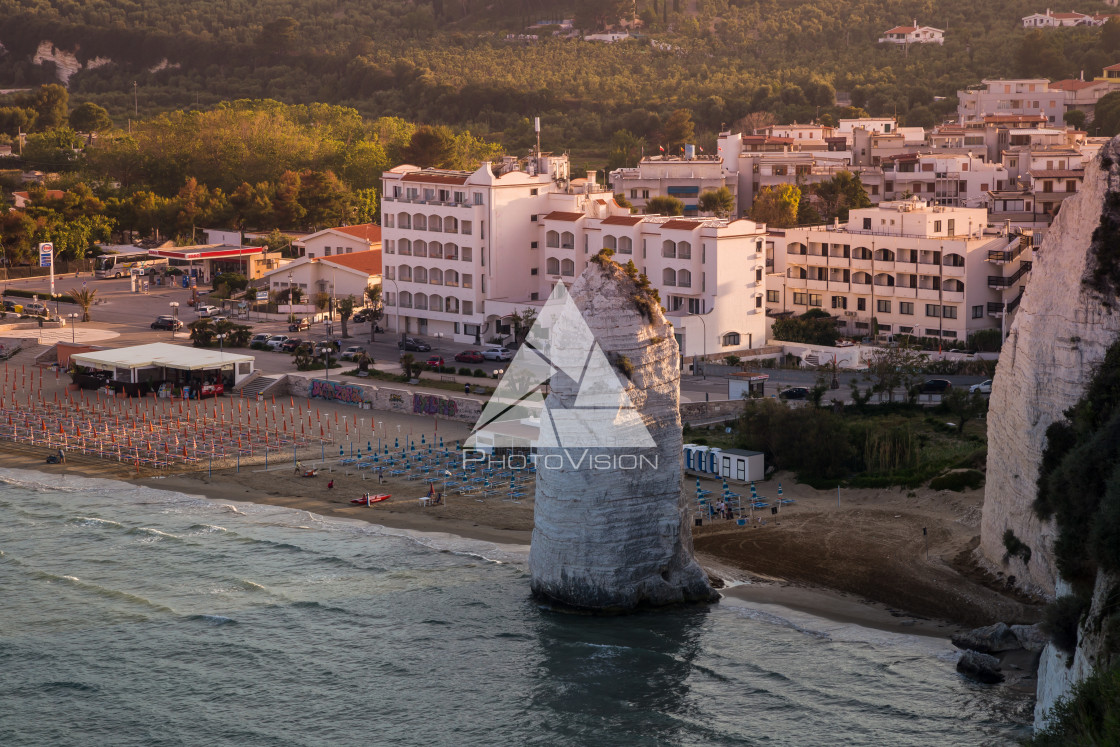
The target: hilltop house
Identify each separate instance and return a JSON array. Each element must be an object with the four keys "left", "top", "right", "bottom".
[{"left": 879, "top": 21, "right": 945, "bottom": 45}]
